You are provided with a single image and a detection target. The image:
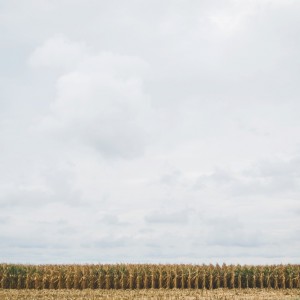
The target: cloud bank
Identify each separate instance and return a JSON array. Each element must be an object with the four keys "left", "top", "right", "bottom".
[{"left": 0, "top": 0, "right": 299, "bottom": 264}]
